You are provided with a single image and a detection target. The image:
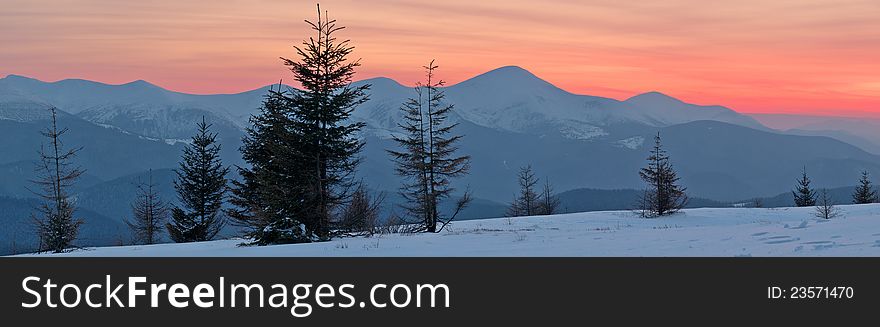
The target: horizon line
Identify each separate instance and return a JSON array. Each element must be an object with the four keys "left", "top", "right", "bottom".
[{"left": 2, "top": 68, "right": 876, "bottom": 119}]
